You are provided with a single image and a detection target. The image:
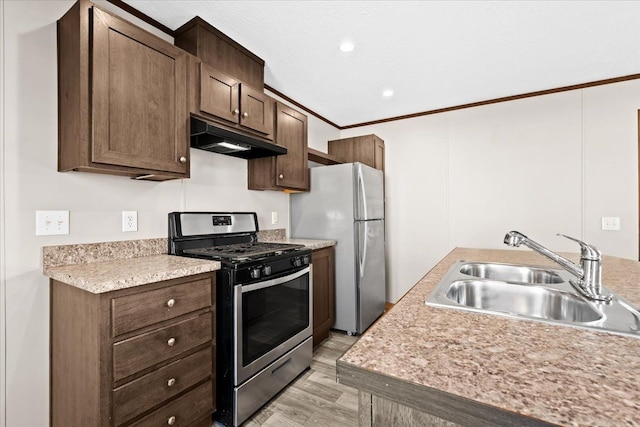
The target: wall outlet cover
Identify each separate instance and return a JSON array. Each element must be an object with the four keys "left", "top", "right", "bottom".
[{"left": 122, "top": 211, "right": 138, "bottom": 232}]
